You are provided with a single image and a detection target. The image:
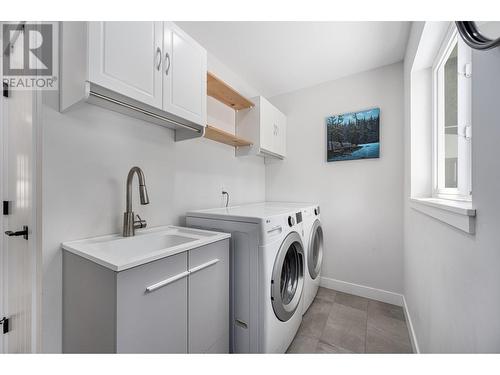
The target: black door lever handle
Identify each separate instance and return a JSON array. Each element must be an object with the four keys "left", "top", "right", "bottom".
[{"left": 4, "top": 225, "right": 28, "bottom": 240}]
